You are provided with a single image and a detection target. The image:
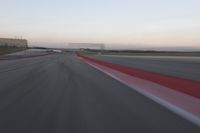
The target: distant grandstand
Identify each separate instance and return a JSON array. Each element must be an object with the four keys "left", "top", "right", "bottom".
[{"left": 0, "top": 38, "right": 28, "bottom": 48}]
